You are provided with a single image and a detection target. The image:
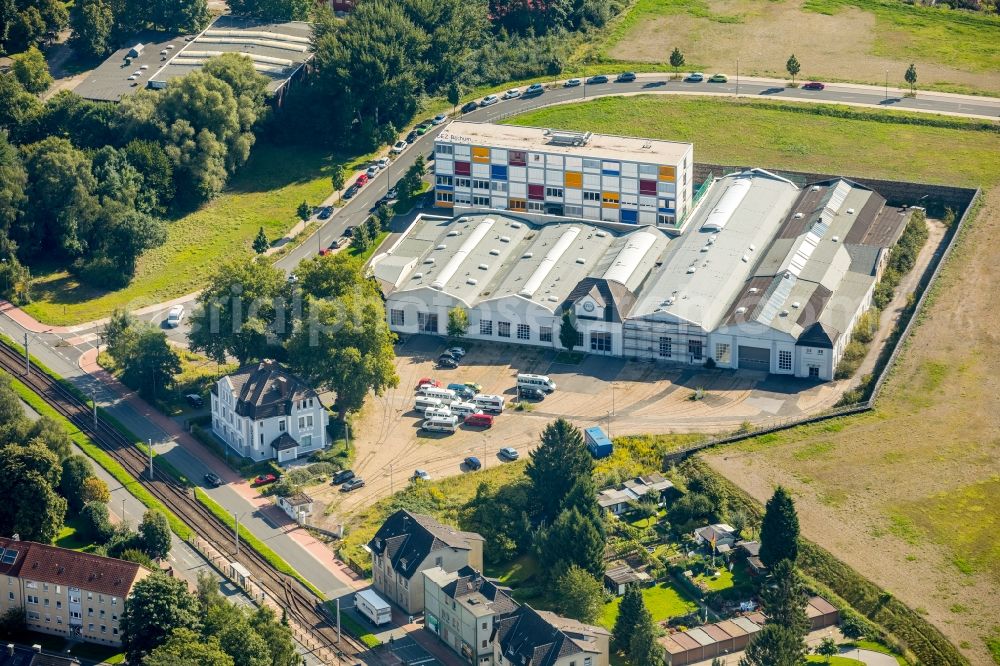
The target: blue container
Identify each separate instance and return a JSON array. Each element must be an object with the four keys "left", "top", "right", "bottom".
[{"left": 584, "top": 426, "right": 613, "bottom": 459}]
